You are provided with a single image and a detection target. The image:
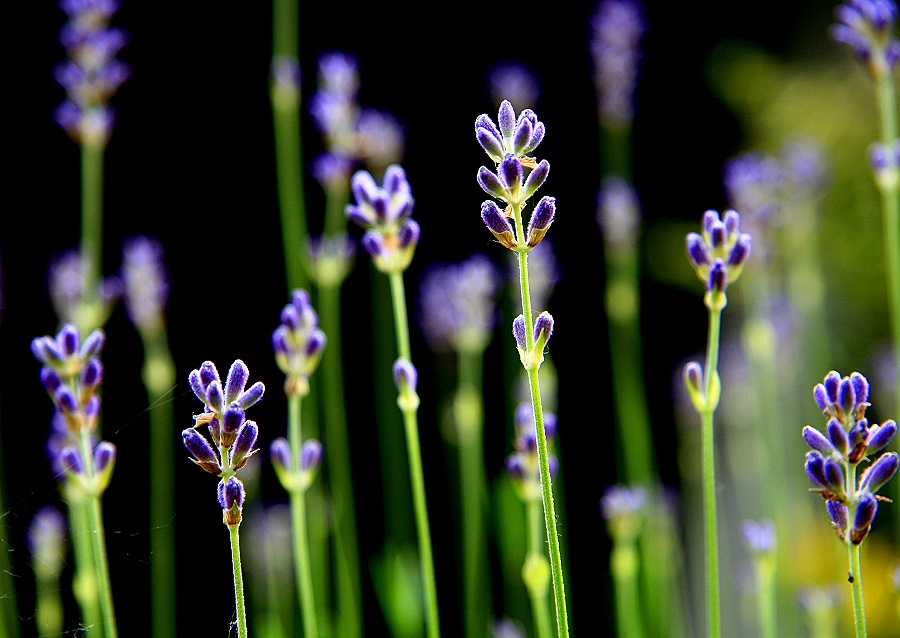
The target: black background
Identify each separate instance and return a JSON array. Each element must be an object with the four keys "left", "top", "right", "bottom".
[{"left": 6, "top": 1, "right": 852, "bottom": 636}]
